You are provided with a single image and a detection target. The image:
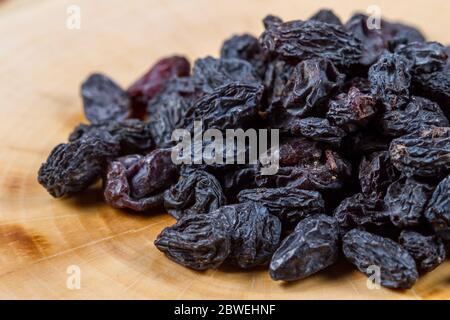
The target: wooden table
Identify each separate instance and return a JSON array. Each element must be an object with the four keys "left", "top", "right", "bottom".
[{"left": 1, "top": 0, "right": 449, "bottom": 299}]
